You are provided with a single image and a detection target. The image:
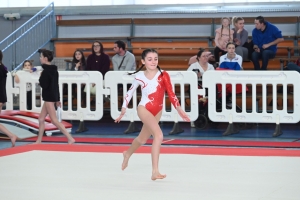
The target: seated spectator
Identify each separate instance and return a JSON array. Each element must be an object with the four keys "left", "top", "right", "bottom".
[
  {"left": 71, "top": 50, "right": 86, "bottom": 71},
  {"left": 219, "top": 42, "right": 243, "bottom": 70},
  {"left": 214, "top": 17, "right": 234, "bottom": 63},
  {"left": 70, "top": 50, "right": 87, "bottom": 105},
  {"left": 232, "top": 16, "right": 249, "bottom": 61},
  {"left": 112, "top": 40, "right": 136, "bottom": 71},
  {"left": 187, "top": 49, "right": 215, "bottom": 128},
  {"left": 252, "top": 16, "right": 284, "bottom": 70},
  {"left": 188, "top": 50, "right": 215, "bottom": 77},
  {"left": 285, "top": 58, "right": 300, "bottom": 73},
  {"left": 218, "top": 42, "right": 246, "bottom": 109},
  {"left": 86, "top": 41, "right": 110, "bottom": 78},
  {"left": 189, "top": 50, "right": 218, "bottom": 68}
]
